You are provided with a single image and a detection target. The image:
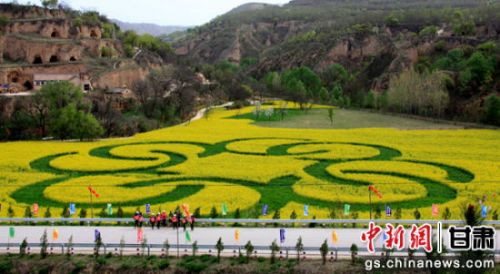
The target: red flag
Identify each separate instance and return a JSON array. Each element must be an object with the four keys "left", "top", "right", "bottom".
[
  {"left": 432, "top": 204, "right": 438, "bottom": 217},
  {"left": 33, "top": 203, "right": 38, "bottom": 216},
  {"left": 369, "top": 185, "right": 383, "bottom": 199},
  {"left": 181, "top": 204, "right": 191, "bottom": 219},
  {"left": 88, "top": 186, "right": 100, "bottom": 198}
]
